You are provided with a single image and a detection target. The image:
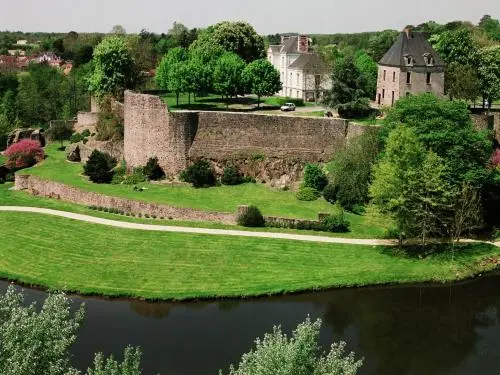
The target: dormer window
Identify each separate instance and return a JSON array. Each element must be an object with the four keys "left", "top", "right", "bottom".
[
  {"left": 424, "top": 54, "right": 434, "bottom": 66},
  {"left": 404, "top": 55, "right": 413, "bottom": 66}
]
